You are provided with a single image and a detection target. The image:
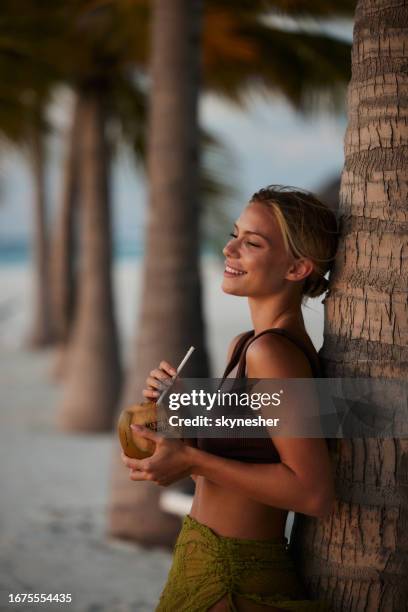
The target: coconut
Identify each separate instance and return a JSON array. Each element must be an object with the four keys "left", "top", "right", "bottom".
[{"left": 117, "top": 402, "right": 158, "bottom": 459}]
